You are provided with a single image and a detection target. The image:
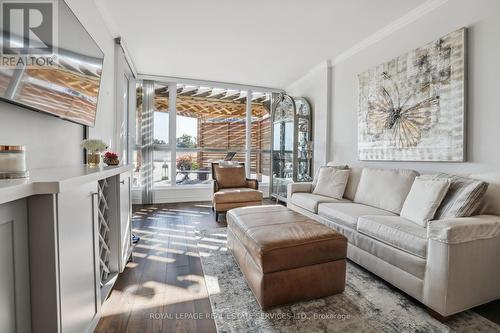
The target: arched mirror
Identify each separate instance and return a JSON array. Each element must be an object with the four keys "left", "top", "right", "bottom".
[{"left": 270, "top": 93, "right": 312, "bottom": 202}]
